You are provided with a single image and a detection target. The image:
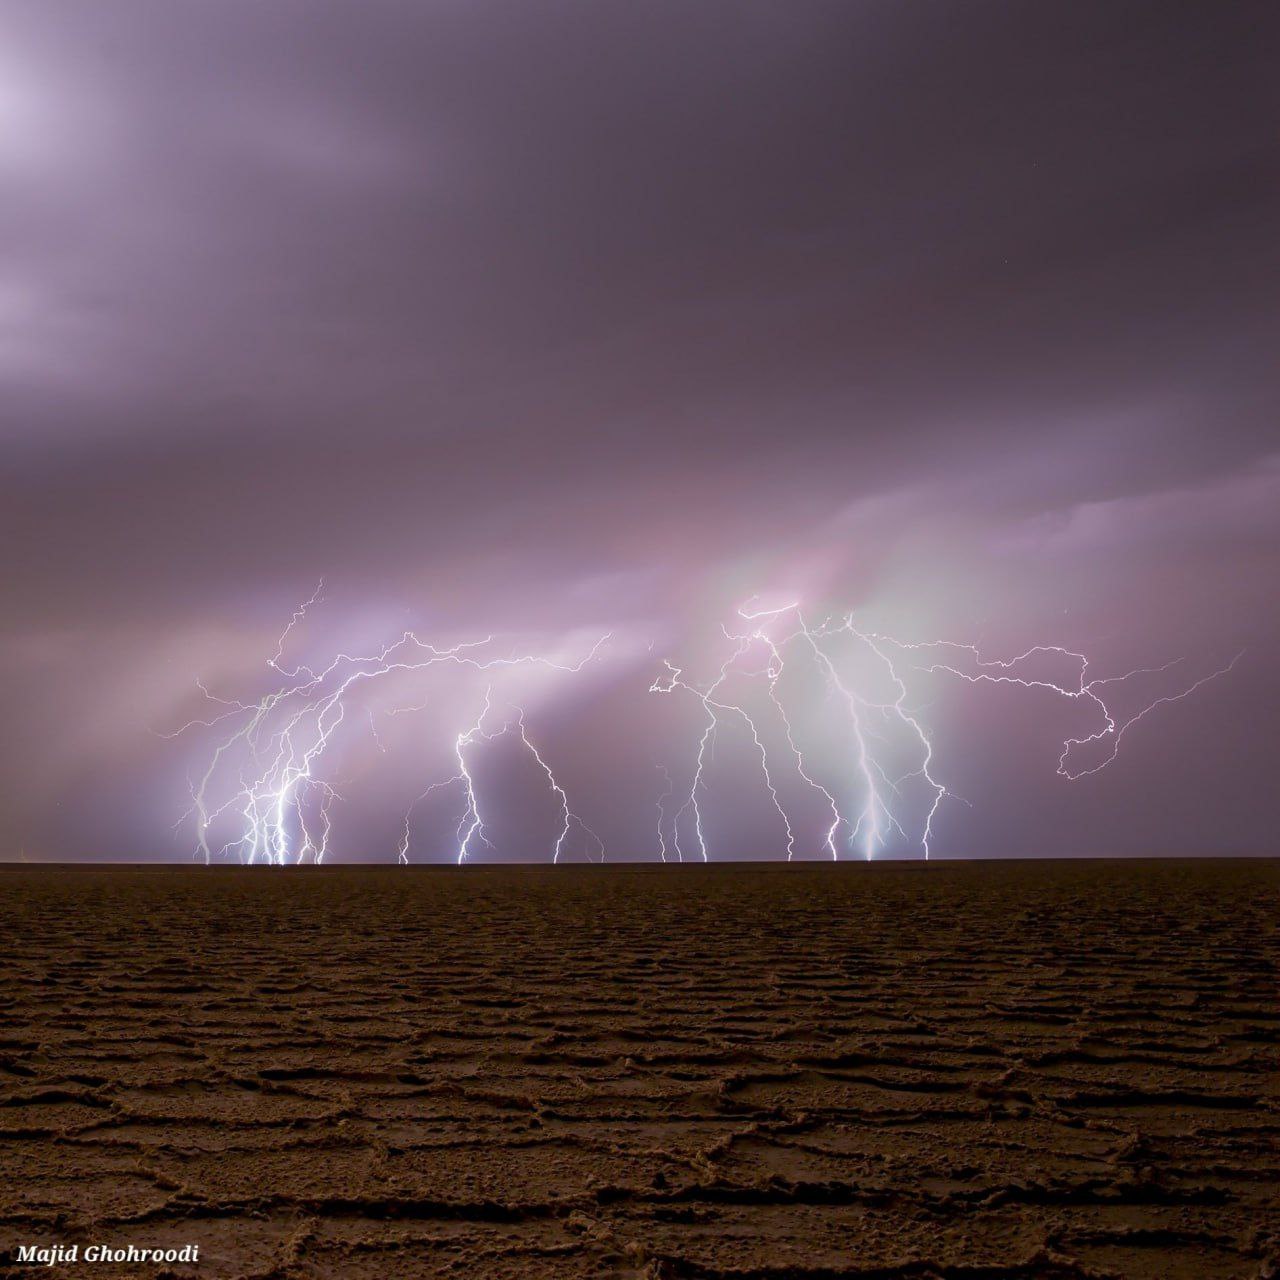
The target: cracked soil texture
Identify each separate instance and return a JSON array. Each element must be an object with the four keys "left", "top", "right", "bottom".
[{"left": 0, "top": 860, "right": 1277, "bottom": 1278}]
